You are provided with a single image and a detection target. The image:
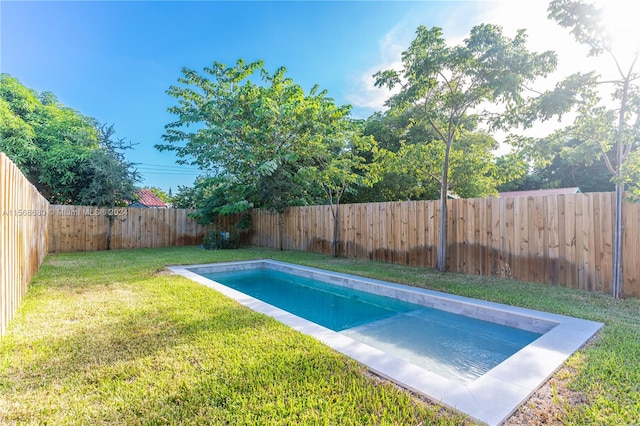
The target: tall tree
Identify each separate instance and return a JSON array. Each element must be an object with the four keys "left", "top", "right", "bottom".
[
  {"left": 374, "top": 24, "right": 557, "bottom": 272},
  {"left": 1, "top": 74, "right": 139, "bottom": 208},
  {"left": 77, "top": 124, "right": 140, "bottom": 250},
  {"left": 159, "top": 60, "right": 310, "bottom": 216},
  {"left": 545, "top": 0, "right": 640, "bottom": 298},
  {"left": 157, "top": 59, "right": 370, "bottom": 237},
  {"left": 301, "top": 124, "right": 378, "bottom": 257}
]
